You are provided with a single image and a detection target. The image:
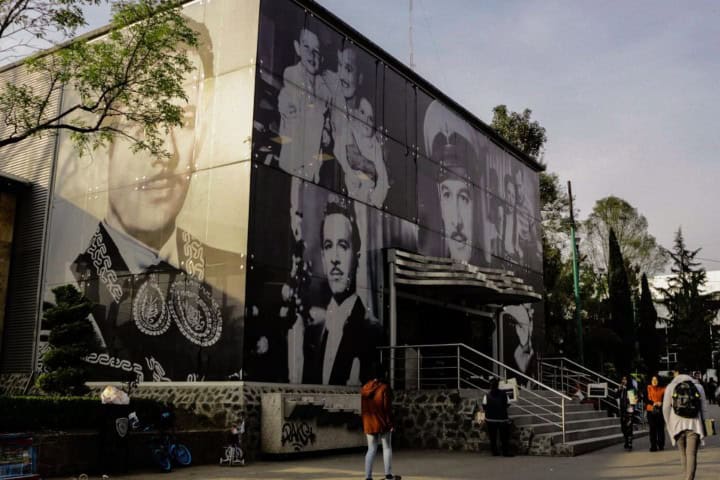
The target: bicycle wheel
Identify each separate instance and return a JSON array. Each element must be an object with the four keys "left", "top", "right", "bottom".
[
  {"left": 171, "top": 443, "right": 192, "bottom": 466},
  {"left": 152, "top": 448, "right": 172, "bottom": 472}
]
